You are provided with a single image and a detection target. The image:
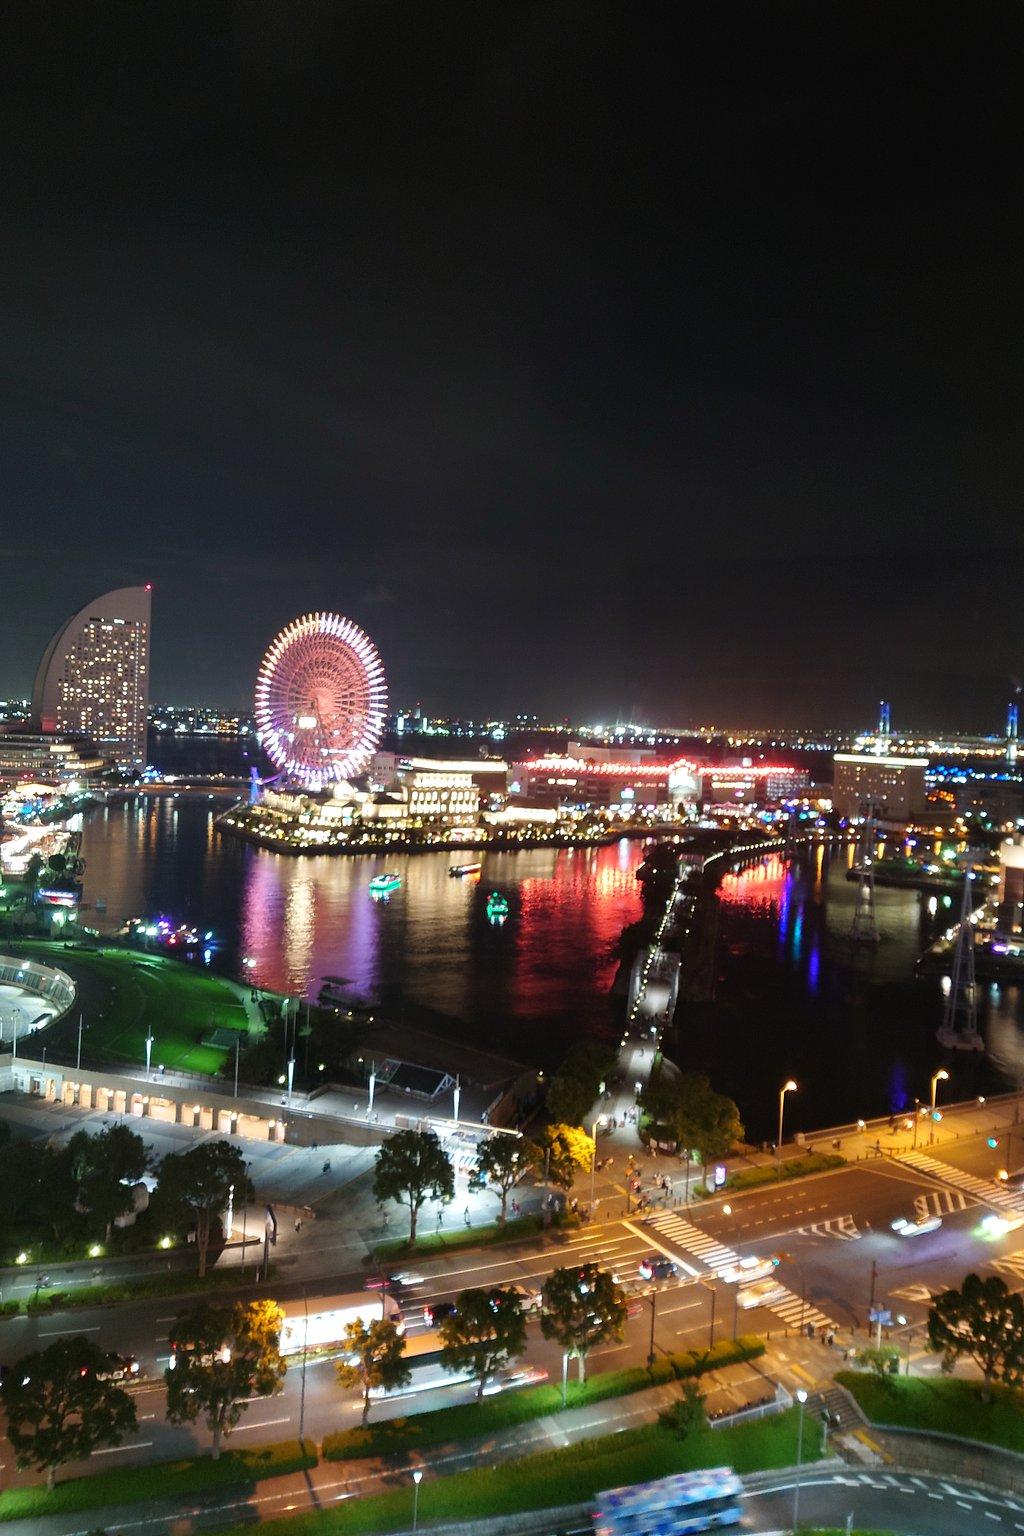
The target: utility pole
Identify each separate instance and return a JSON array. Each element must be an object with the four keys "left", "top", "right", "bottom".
[
  {"left": 707, "top": 1281, "right": 717, "bottom": 1351},
  {"left": 76, "top": 1013, "right": 84, "bottom": 1071},
  {"left": 868, "top": 1258, "right": 878, "bottom": 1318},
  {"left": 647, "top": 1289, "right": 658, "bottom": 1366},
  {"left": 298, "top": 1286, "right": 308, "bottom": 1444},
  {"left": 234, "top": 1035, "right": 241, "bottom": 1098}
]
